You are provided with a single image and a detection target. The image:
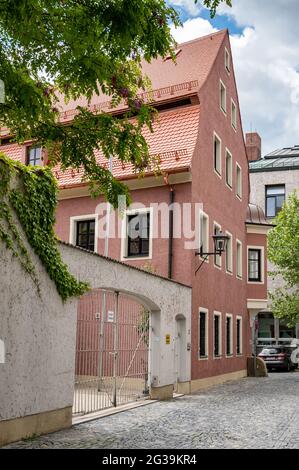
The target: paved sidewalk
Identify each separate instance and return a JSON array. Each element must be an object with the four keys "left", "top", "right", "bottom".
[{"left": 4, "top": 372, "right": 299, "bottom": 449}]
